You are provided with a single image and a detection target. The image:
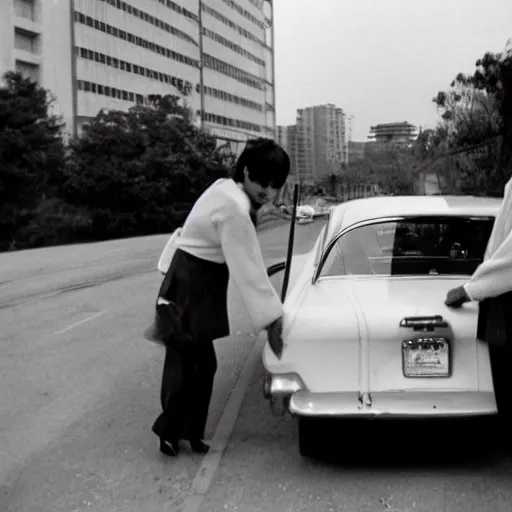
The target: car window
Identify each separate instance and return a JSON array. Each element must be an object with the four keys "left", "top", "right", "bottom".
[{"left": 319, "top": 216, "right": 495, "bottom": 277}]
